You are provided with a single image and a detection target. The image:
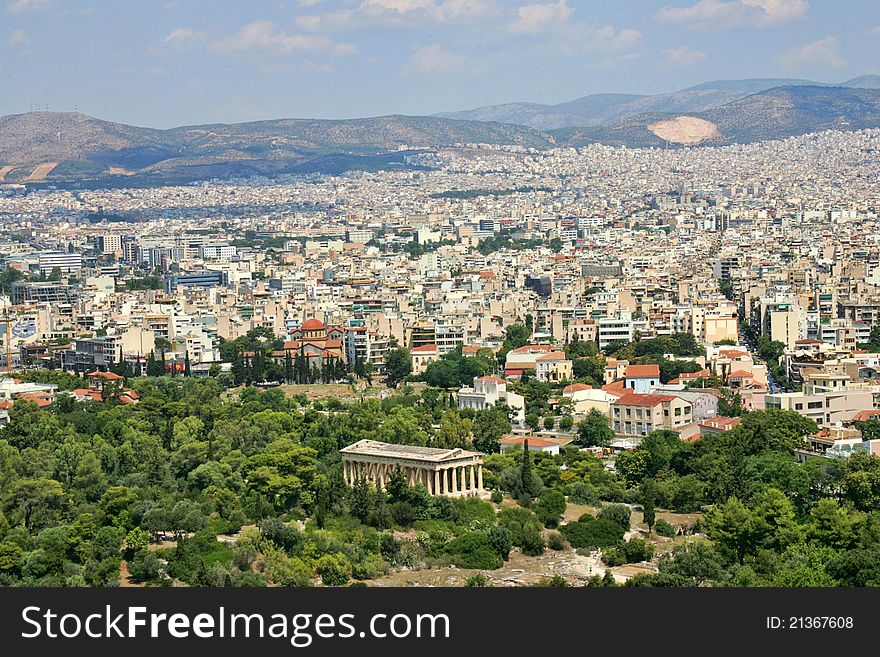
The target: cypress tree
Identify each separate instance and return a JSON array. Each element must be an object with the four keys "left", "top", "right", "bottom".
[
  {"left": 642, "top": 479, "right": 656, "bottom": 534},
  {"left": 521, "top": 439, "right": 533, "bottom": 500}
]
